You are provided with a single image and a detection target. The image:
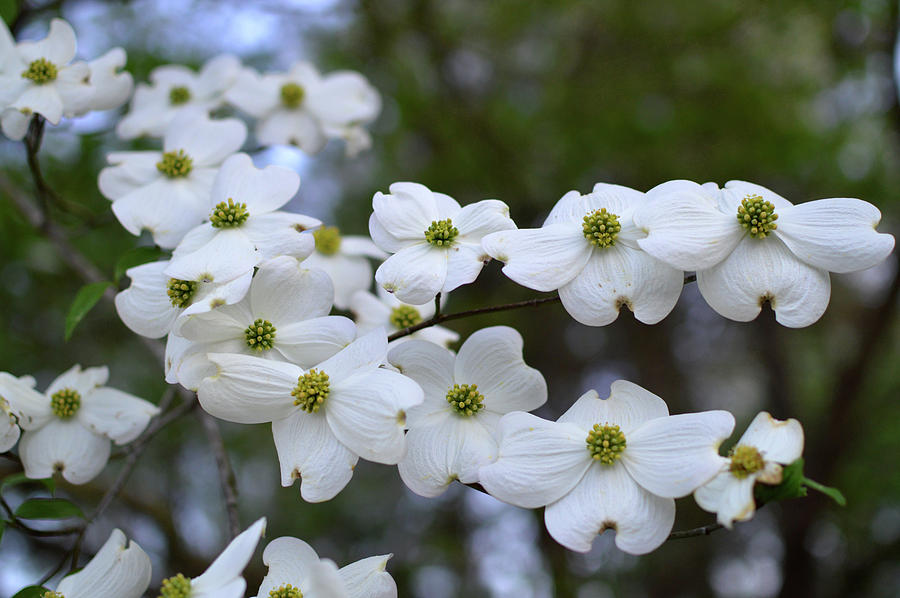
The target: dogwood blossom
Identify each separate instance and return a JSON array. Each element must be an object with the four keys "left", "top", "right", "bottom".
[
  {"left": 99, "top": 109, "right": 247, "bottom": 248},
  {"left": 350, "top": 287, "right": 459, "bottom": 348},
  {"left": 197, "top": 330, "right": 423, "bottom": 502},
  {"left": 165, "top": 153, "right": 320, "bottom": 284},
  {"left": 0, "top": 366, "right": 159, "bottom": 484},
  {"left": 157, "top": 518, "right": 266, "bottom": 598},
  {"left": 482, "top": 183, "right": 684, "bottom": 326},
  {"left": 79, "top": 47, "right": 133, "bottom": 113},
  {"left": 388, "top": 327, "right": 546, "bottom": 497},
  {"left": 369, "top": 182, "right": 516, "bottom": 304},
  {"left": 169, "top": 256, "right": 356, "bottom": 390},
  {"left": 255, "top": 537, "right": 397, "bottom": 598},
  {"left": 116, "top": 53, "right": 241, "bottom": 139},
  {"left": 0, "top": 382, "right": 23, "bottom": 452},
  {"left": 633, "top": 180, "right": 896, "bottom": 327},
  {"left": 479, "top": 381, "right": 734, "bottom": 554},
  {"left": 302, "top": 226, "right": 386, "bottom": 309},
  {"left": 49, "top": 528, "right": 152, "bottom": 598},
  {"left": 694, "top": 411, "right": 804, "bottom": 529},
  {"left": 225, "top": 62, "right": 381, "bottom": 154}
]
